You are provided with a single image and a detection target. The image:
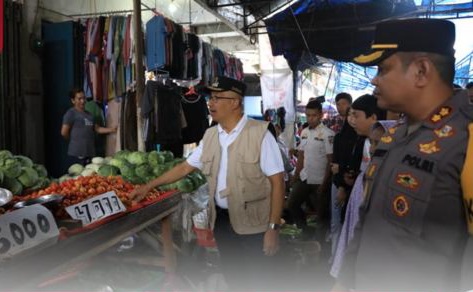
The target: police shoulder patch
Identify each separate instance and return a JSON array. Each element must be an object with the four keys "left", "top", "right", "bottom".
[
  {"left": 393, "top": 195, "right": 410, "bottom": 217},
  {"left": 381, "top": 135, "right": 393, "bottom": 144},
  {"left": 418, "top": 140, "right": 441, "bottom": 154},
  {"left": 430, "top": 106, "right": 452, "bottom": 123},
  {"left": 396, "top": 173, "right": 420, "bottom": 190},
  {"left": 434, "top": 125, "right": 454, "bottom": 138}
]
